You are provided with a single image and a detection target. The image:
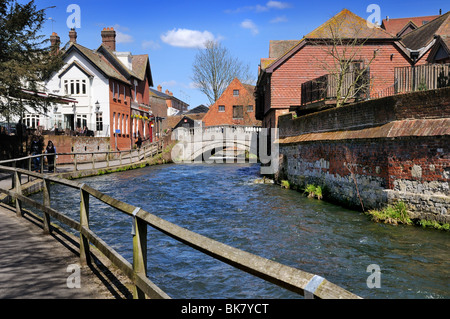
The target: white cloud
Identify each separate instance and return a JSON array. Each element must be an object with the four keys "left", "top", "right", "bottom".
[
  {"left": 226, "top": 1, "right": 291, "bottom": 13},
  {"left": 142, "top": 40, "right": 161, "bottom": 50},
  {"left": 160, "top": 28, "right": 217, "bottom": 48},
  {"left": 270, "top": 15, "right": 288, "bottom": 23},
  {"left": 241, "top": 19, "right": 259, "bottom": 35},
  {"left": 113, "top": 24, "right": 134, "bottom": 44},
  {"left": 266, "top": 1, "right": 292, "bottom": 9}
]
